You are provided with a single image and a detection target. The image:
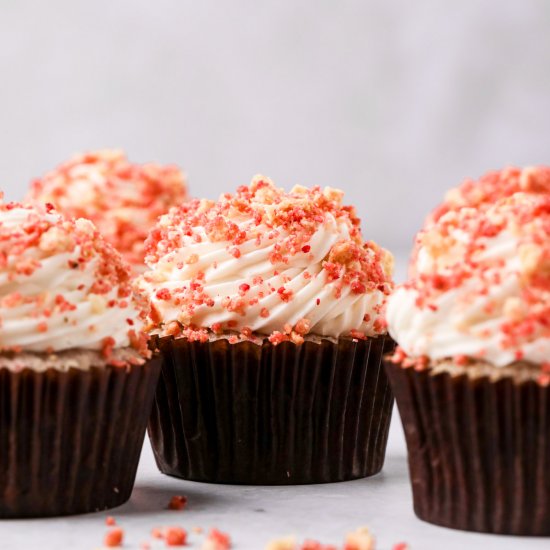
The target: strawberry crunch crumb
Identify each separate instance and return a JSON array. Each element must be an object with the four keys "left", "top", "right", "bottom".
[
  {"left": 26, "top": 149, "right": 188, "bottom": 267},
  {"left": 104, "top": 528, "right": 124, "bottom": 547},
  {"left": 265, "top": 526, "right": 406, "bottom": 550},
  {"left": 165, "top": 526, "right": 187, "bottom": 546},
  {"left": 202, "top": 528, "right": 231, "bottom": 550},
  {"left": 168, "top": 495, "right": 188, "bottom": 511},
  {"left": 139, "top": 176, "right": 394, "bottom": 342},
  {"left": 150, "top": 526, "right": 188, "bottom": 546}
]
